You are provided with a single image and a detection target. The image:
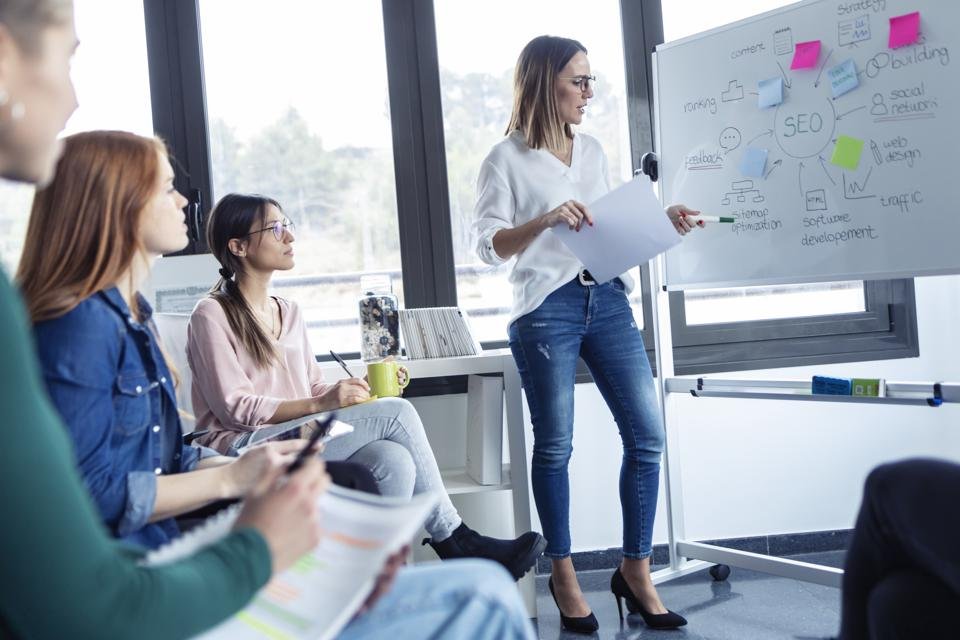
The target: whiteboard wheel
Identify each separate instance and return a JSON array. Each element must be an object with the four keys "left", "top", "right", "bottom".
[{"left": 709, "top": 564, "right": 730, "bottom": 581}]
